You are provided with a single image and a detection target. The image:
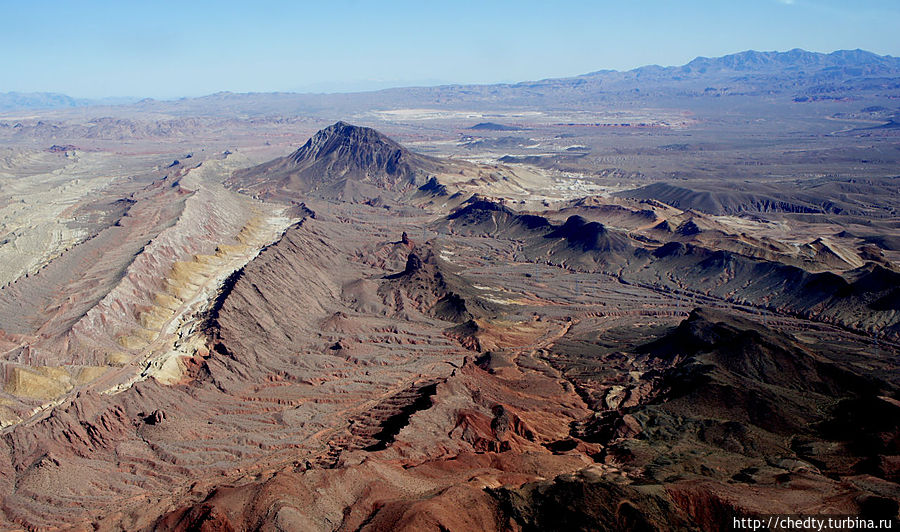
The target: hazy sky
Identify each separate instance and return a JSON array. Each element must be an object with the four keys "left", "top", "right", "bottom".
[{"left": 3, "top": 0, "right": 899, "bottom": 98}]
